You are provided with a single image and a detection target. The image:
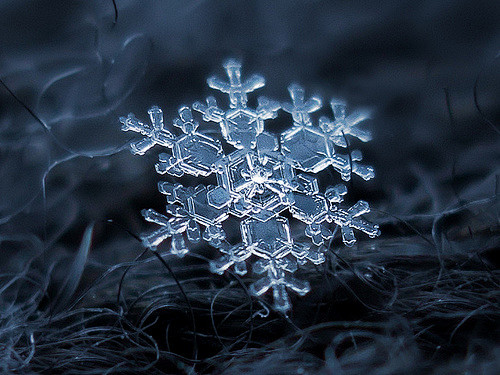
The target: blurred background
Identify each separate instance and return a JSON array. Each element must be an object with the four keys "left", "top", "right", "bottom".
[{"left": 0, "top": 1, "right": 498, "bottom": 373}]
